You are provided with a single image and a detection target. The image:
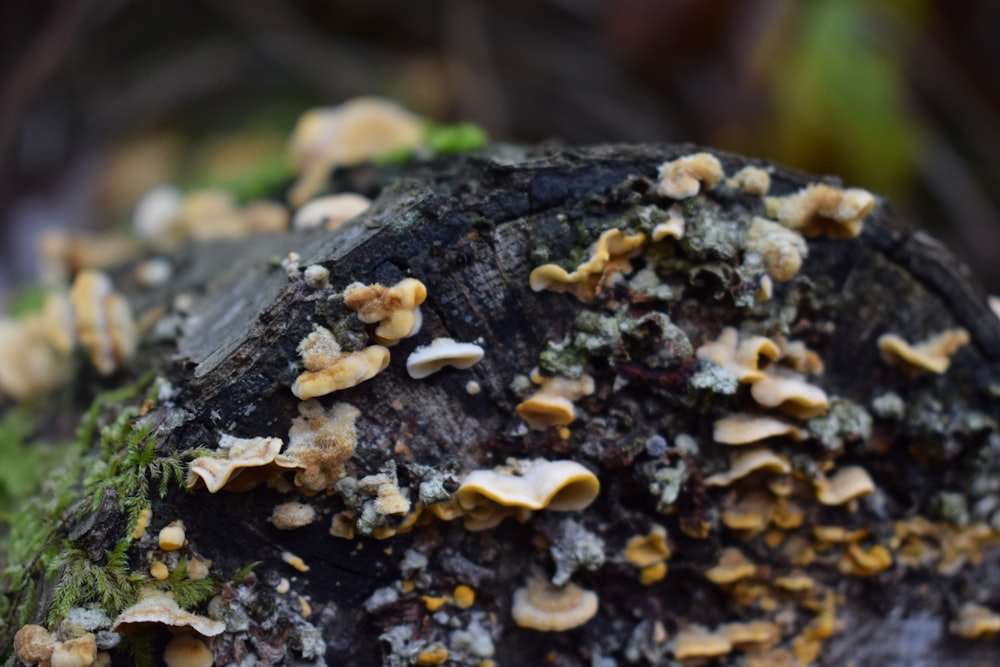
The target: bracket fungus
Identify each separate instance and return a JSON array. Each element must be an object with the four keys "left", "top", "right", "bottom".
[
  {"left": 671, "top": 625, "right": 733, "bottom": 661},
  {"left": 814, "top": 466, "right": 876, "bottom": 505},
  {"left": 529, "top": 228, "right": 646, "bottom": 302},
  {"left": 405, "top": 338, "right": 484, "bottom": 379},
  {"left": 291, "top": 325, "right": 390, "bottom": 399},
  {"left": 187, "top": 434, "right": 293, "bottom": 493},
  {"left": 650, "top": 205, "right": 686, "bottom": 241},
  {"left": 516, "top": 370, "right": 595, "bottom": 430},
  {"left": 877, "top": 328, "right": 970, "bottom": 374},
  {"left": 696, "top": 327, "right": 780, "bottom": 383},
  {"left": 69, "top": 270, "right": 138, "bottom": 375},
  {"left": 511, "top": 576, "right": 599, "bottom": 632},
  {"left": 163, "top": 634, "right": 213, "bottom": 667},
  {"left": 292, "top": 193, "right": 372, "bottom": 231},
  {"left": 750, "top": 372, "right": 829, "bottom": 419},
  {"left": 705, "top": 448, "right": 791, "bottom": 487},
  {"left": 343, "top": 278, "right": 427, "bottom": 344},
  {"left": 949, "top": 603, "right": 1000, "bottom": 639},
  {"left": 746, "top": 217, "right": 808, "bottom": 283},
  {"left": 713, "top": 414, "right": 804, "bottom": 445},
  {"left": 765, "top": 183, "right": 875, "bottom": 239},
  {"left": 452, "top": 459, "right": 600, "bottom": 531},
  {"left": 111, "top": 590, "right": 224, "bottom": 637},
  {"left": 655, "top": 152, "right": 724, "bottom": 199},
  {"left": 728, "top": 165, "right": 772, "bottom": 195},
  {"left": 704, "top": 547, "right": 757, "bottom": 585},
  {"left": 281, "top": 400, "right": 361, "bottom": 493}
]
